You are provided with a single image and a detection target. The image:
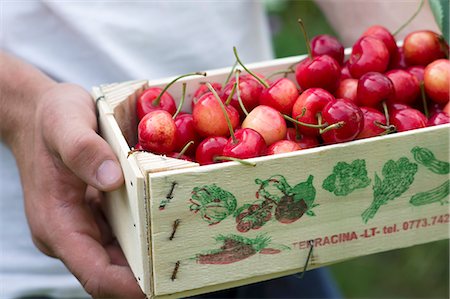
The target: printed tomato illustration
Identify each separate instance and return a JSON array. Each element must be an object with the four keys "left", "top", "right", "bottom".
[
  {"left": 234, "top": 202, "right": 273, "bottom": 233},
  {"left": 255, "top": 175, "right": 317, "bottom": 225}
]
